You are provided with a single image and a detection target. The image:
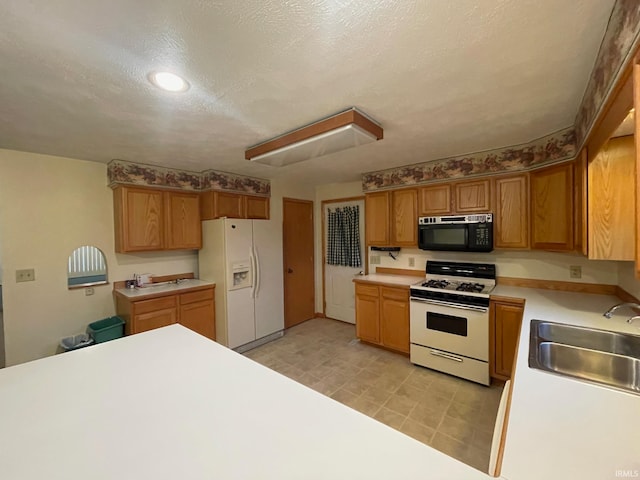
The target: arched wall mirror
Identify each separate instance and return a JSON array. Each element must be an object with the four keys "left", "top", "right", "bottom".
[{"left": 67, "top": 246, "right": 108, "bottom": 289}]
